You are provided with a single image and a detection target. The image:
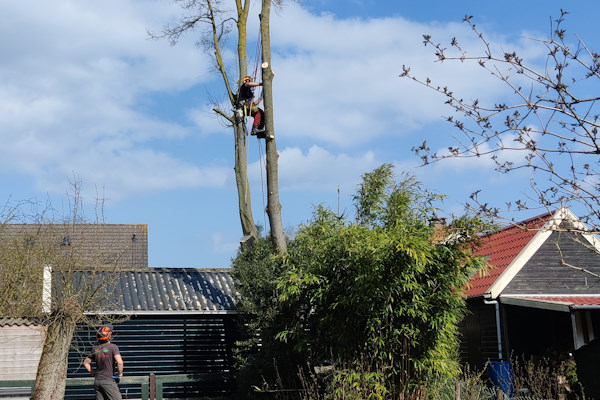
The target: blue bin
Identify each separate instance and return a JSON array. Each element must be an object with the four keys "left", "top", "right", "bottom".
[{"left": 487, "top": 361, "right": 514, "bottom": 397}]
